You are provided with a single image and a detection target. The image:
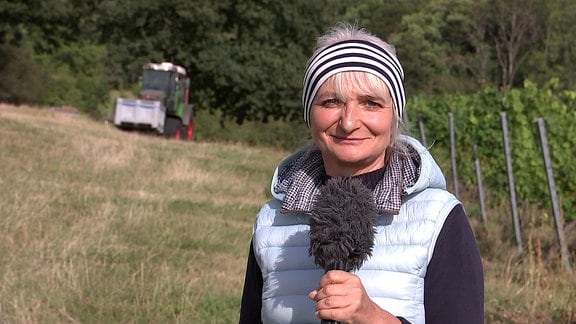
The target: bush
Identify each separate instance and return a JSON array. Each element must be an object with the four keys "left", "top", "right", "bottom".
[
  {"left": 0, "top": 44, "right": 48, "bottom": 104},
  {"left": 35, "top": 43, "right": 112, "bottom": 118},
  {"left": 193, "top": 109, "right": 309, "bottom": 151}
]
